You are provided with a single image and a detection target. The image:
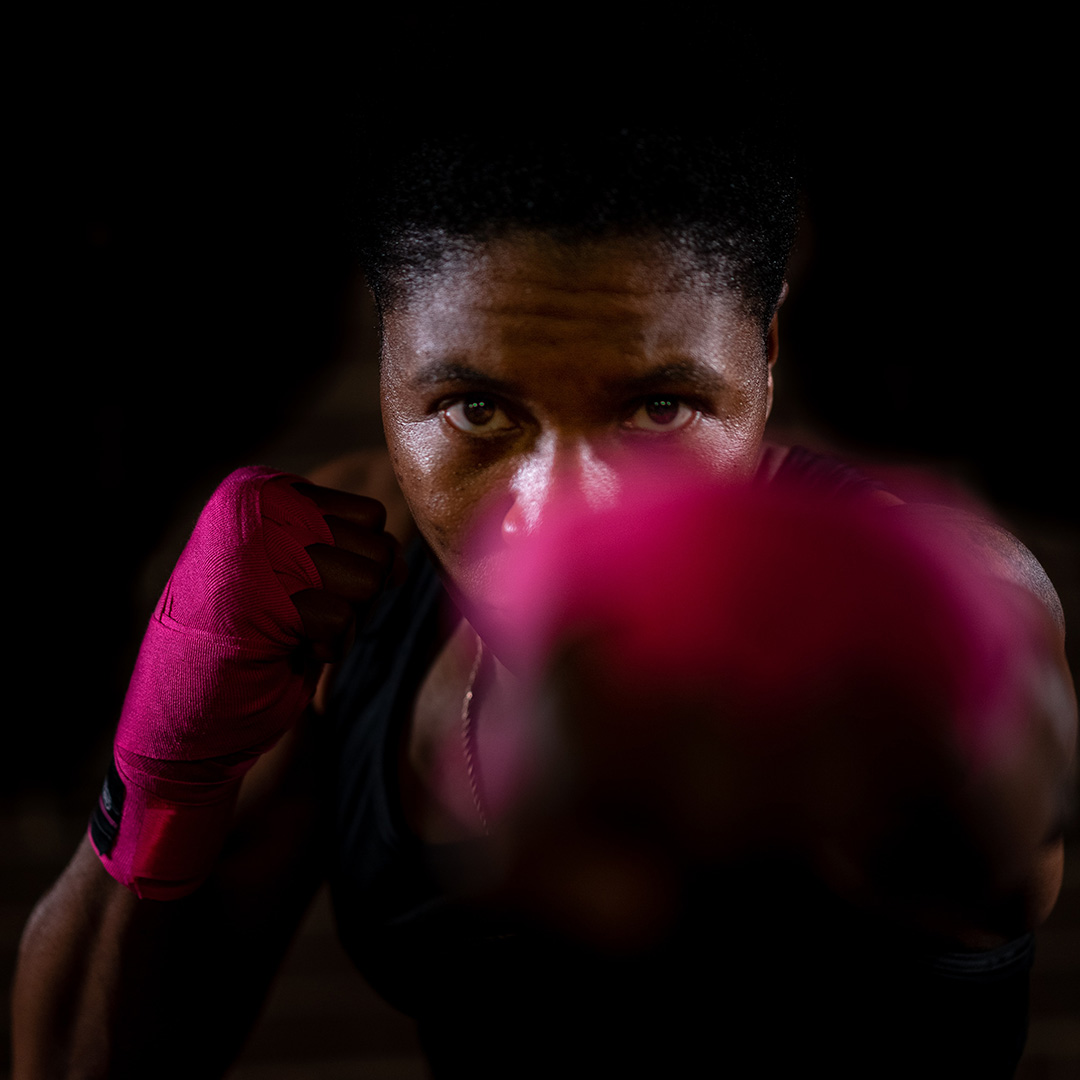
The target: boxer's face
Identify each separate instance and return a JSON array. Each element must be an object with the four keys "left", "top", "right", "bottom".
[{"left": 380, "top": 231, "right": 778, "bottom": 628}]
